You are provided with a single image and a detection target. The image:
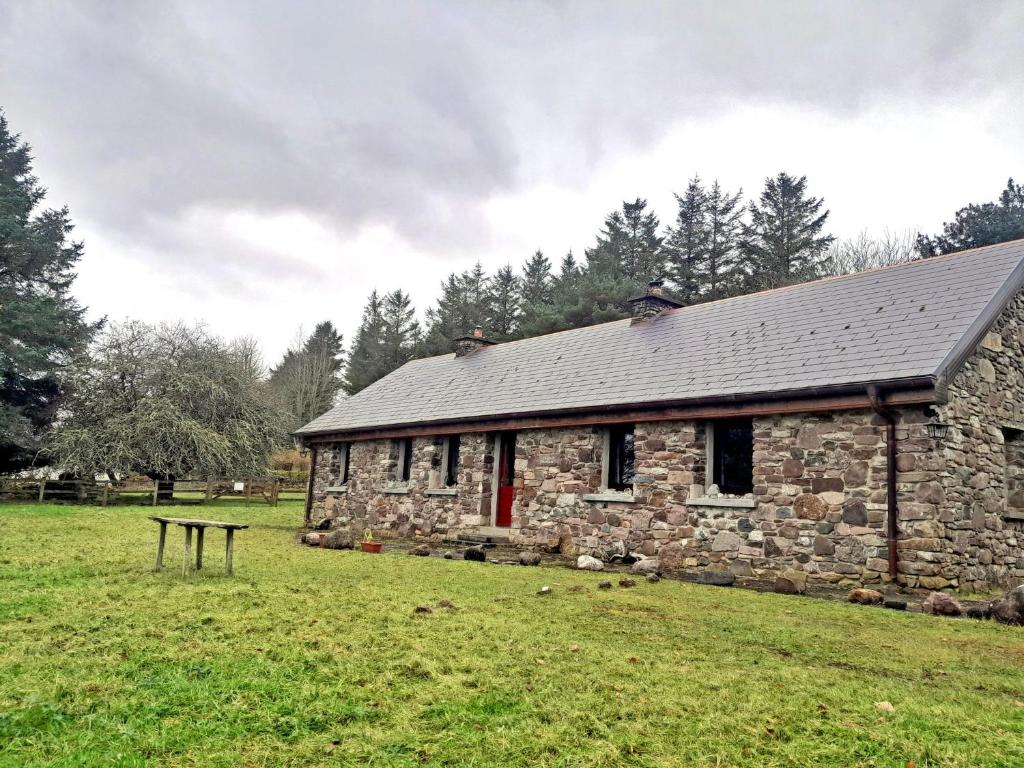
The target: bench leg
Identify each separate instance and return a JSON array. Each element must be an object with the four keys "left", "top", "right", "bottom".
[
  {"left": 196, "top": 527, "right": 205, "bottom": 571},
  {"left": 182, "top": 525, "right": 193, "bottom": 576},
  {"left": 155, "top": 522, "right": 167, "bottom": 571},
  {"left": 225, "top": 529, "right": 235, "bottom": 576}
]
